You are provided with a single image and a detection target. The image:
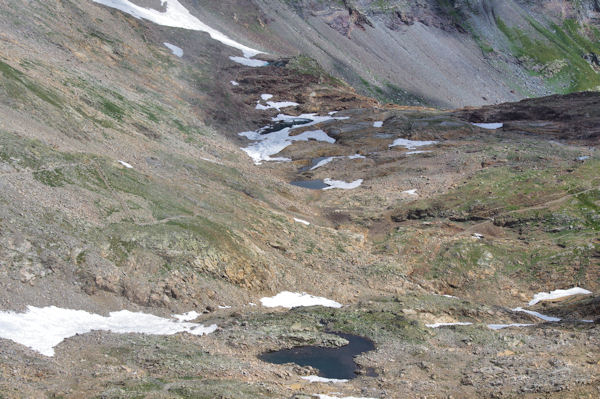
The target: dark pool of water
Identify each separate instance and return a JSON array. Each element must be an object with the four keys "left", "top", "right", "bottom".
[
  {"left": 260, "top": 118, "right": 313, "bottom": 135},
  {"left": 259, "top": 333, "right": 376, "bottom": 380},
  {"left": 290, "top": 179, "right": 328, "bottom": 190}
]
